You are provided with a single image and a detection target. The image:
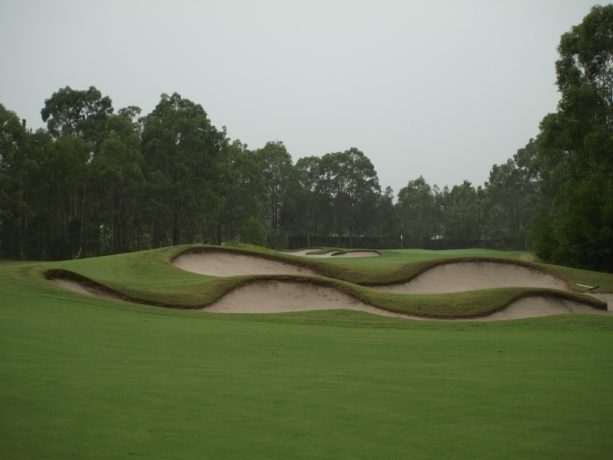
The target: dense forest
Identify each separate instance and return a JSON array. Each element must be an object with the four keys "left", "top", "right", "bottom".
[{"left": 0, "top": 5, "right": 611, "bottom": 271}]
